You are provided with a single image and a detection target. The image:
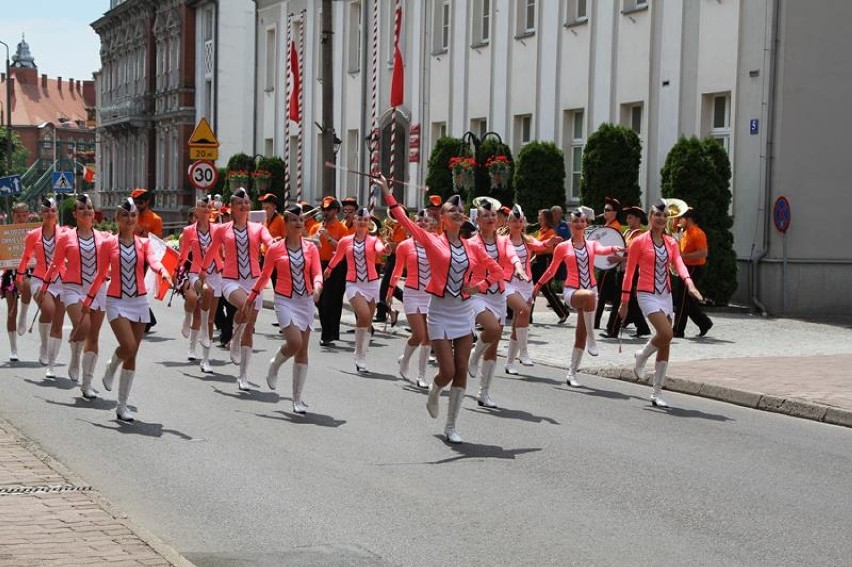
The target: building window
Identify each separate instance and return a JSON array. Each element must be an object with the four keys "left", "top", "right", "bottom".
[
  {"left": 704, "top": 92, "right": 731, "bottom": 153},
  {"left": 265, "top": 28, "right": 276, "bottom": 91},
  {"left": 433, "top": 0, "right": 451, "bottom": 54},
  {"left": 348, "top": 1, "right": 362, "bottom": 73},
  {"left": 621, "top": 102, "right": 643, "bottom": 134},
  {"left": 563, "top": 109, "right": 585, "bottom": 200},
  {"left": 623, "top": 0, "right": 649, "bottom": 14},
  {"left": 566, "top": 0, "right": 588, "bottom": 26},
  {"left": 204, "top": 9, "right": 214, "bottom": 41},
  {"left": 472, "top": 0, "right": 491, "bottom": 46},
  {"left": 517, "top": 0, "right": 536, "bottom": 36},
  {"left": 514, "top": 114, "right": 533, "bottom": 149},
  {"left": 431, "top": 121, "right": 447, "bottom": 142},
  {"left": 470, "top": 118, "right": 488, "bottom": 140}
]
